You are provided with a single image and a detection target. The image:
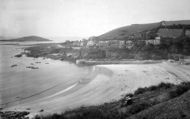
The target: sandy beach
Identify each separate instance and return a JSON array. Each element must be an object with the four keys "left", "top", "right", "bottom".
[{"left": 1, "top": 44, "right": 190, "bottom": 118}]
